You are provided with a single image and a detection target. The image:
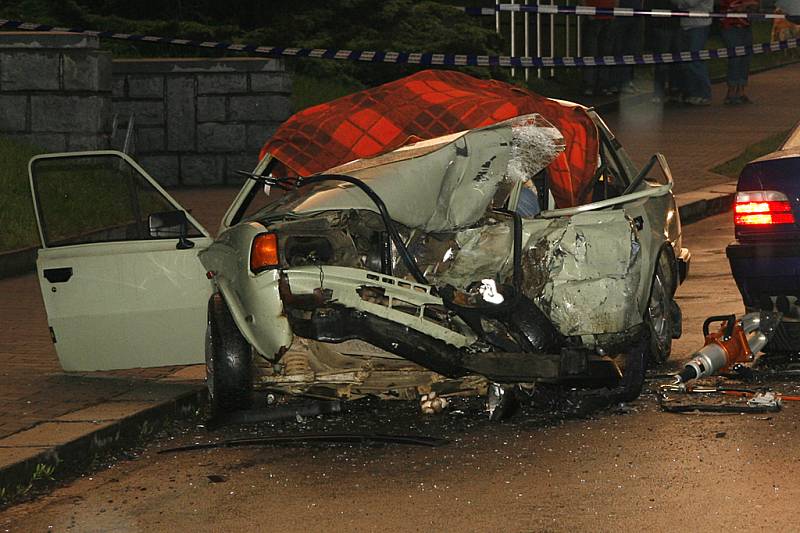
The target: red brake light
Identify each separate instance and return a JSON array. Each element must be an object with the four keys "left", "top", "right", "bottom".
[
  {"left": 250, "top": 233, "right": 279, "bottom": 272},
  {"left": 734, "top": 191, "right": 795, "bottom": 226}
]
